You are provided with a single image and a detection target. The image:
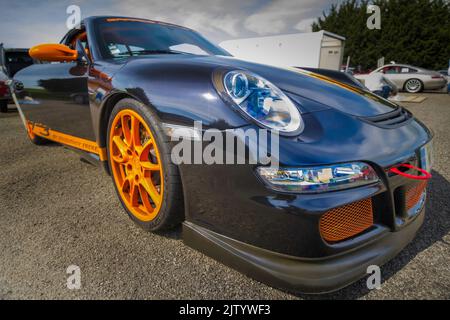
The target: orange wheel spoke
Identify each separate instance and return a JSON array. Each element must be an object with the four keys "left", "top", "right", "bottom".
[
  {"left": 112, "top": 136, "right": 129, "bottom": 163},
  {"left": 138, "top": 140, "right": 160, "bottom": 171},
  {"left": 142, "top": 139, "right": 153, "bottom": 152},
  {"left": 121, "top": 114, "right": 132, "bottom": 146},
  {"left": 130, "top": 181, "right": 139, "bottom": 207},
  {"left": 112, "top": 154, "right": 125, "bottom": 164},
  {"left": 138, "top": 185, "right": 154, "bottom": 212},
  {"left": 141, "top": 162, "right": 160, "bottom": 171},
  {"left": 138, "top": 139, "right": 152, "bottom": 156},
  {"left": 135, "top": 139, "right": 149, "bottom": 157},
  {"left": 130, "top": 117, "right": 141, "bottom": 148},
  {"left": 121, "top": 176, "right": 131, "bottom": 194},
  {"left": 140, "top": 178, "right": 161, "bottom": 206}
]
